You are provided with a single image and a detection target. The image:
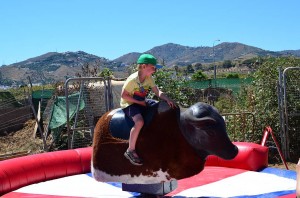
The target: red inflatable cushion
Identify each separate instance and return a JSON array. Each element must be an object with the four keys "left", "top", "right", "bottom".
[
  {"left": 0, "top": 147, "right": 92, "bottom": 196},
  {"left": 205, "top": 142, "right": 268, "bottom": 171}
]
